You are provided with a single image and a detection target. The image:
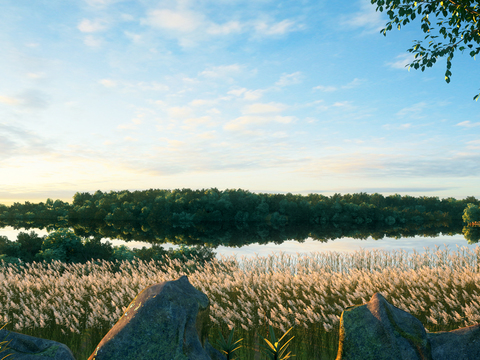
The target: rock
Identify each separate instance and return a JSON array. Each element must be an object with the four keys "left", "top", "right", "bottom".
[
  {"left": 0, "top": 329, "right": 76, "bottom": 360},
  {"left": 336, "top": 292, "right": 480, "bottom": 360},
  {"left": 336, "top": 292, "right": 431, "bottom": 360},
  {"left": 88, "top": 275, "right": 226, "bottom": 360},
  {"left": 428, "top": 323, "right": 480, "bottom": 360}
]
